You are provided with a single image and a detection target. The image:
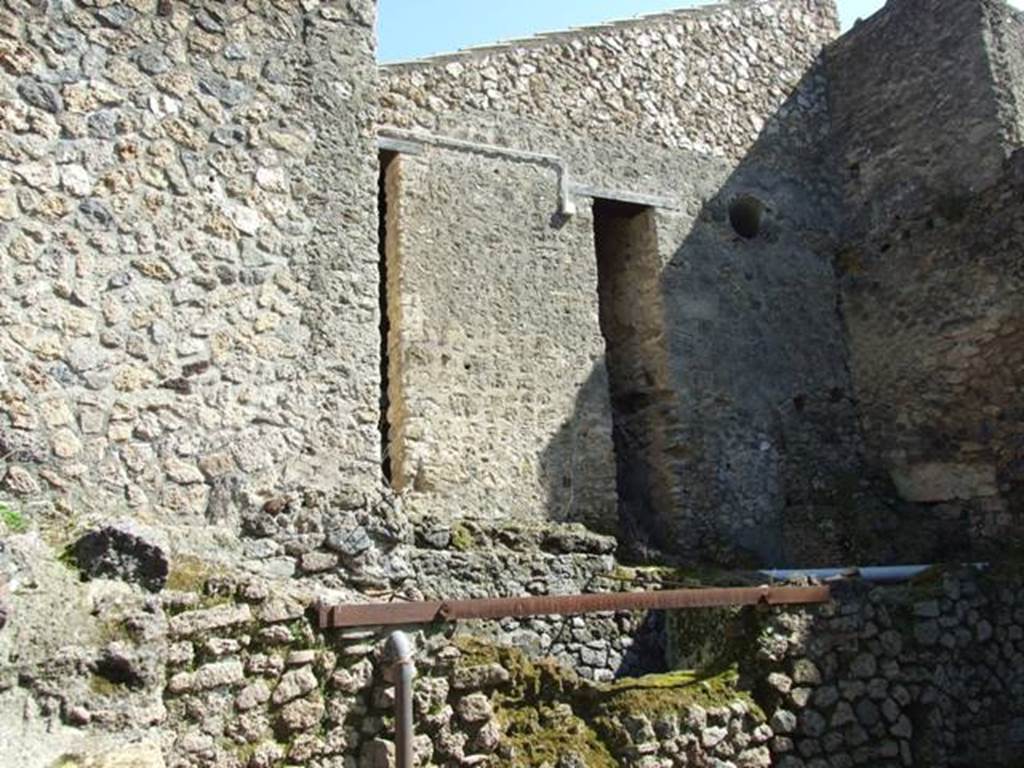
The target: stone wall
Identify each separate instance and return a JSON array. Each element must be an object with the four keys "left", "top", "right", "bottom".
[
  {"left": 381, "top": 146, "right": 618, "bottom": 531},
  {"left": 2, "top": 0, "right": 1024, "bottom": 765},
  {"left": 382, "top": 0, "right": 838, "bottom": 161},
  {"left": 379, "top": 0, "right": 869, "bottom": 566},
  {"left": 838, "top": 151, "right": 1024, "bottom": 556},
  {"left": 755, "top": 569, "right": 1024, "bottom": 768},
  {"left": 986, "top": 0, "right": 1024, "bottom": 147},
  {"left": 0, "top": 1, "right": 381, "bottom": 531},
  {"left": 827, "top": 0, "right": 1011, "bottom": 238},
  {"left": 831, "top": 0, "right": 1024, "bottom": 556},
  {"left": 4, "top": 512, "right": 1023, "bottom": 767}
]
